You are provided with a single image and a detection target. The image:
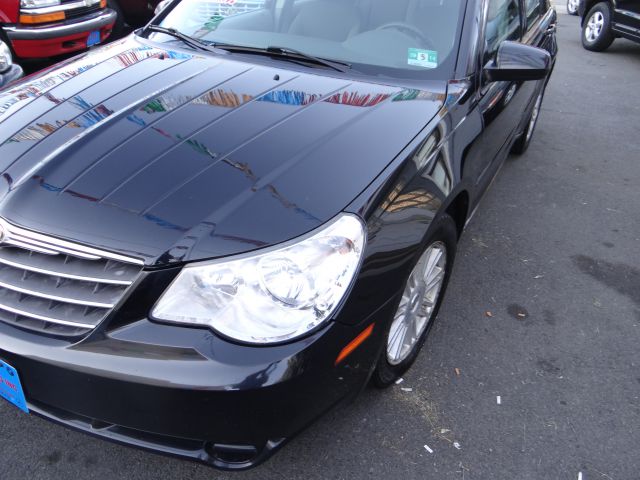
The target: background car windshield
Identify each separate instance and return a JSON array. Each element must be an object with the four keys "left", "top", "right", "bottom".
[{"left": 155, "top": 0, "right": 464, "bottom": 77}]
